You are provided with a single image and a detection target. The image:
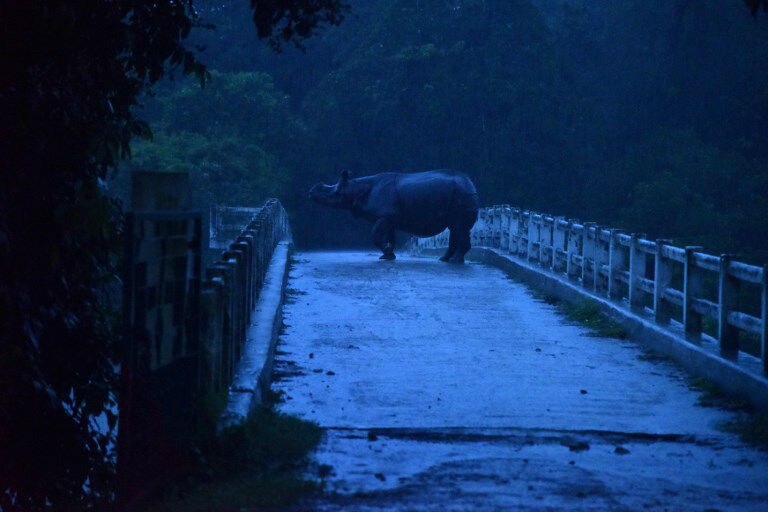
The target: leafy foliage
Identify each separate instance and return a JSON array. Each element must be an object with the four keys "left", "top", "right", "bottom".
[
  {"left": 746, "top": 0, "right": 768, "bottom": 15},
  {"left": 0, "top": 1, "right": 346, "bottom": 510},
  {"left": 2, "top": 0, "right": 767, "bottom": 508},
  {"left": 251, "top": 0, "right": 349, "bottom": 50},
  {"left": 0, "top": 1, "right": 206, "bottom": 508},
  {"left": 138, "top": 0, "right": 768, "bottom": 253},
  {"left": 288, "top": 0, "right": 768, "bottom": 253},
  {"left": 146, "top": 410, "right": 323, "bottom": 511},
  {"left": 129, "top": 71, "right": 297, "bottom": 207}
]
